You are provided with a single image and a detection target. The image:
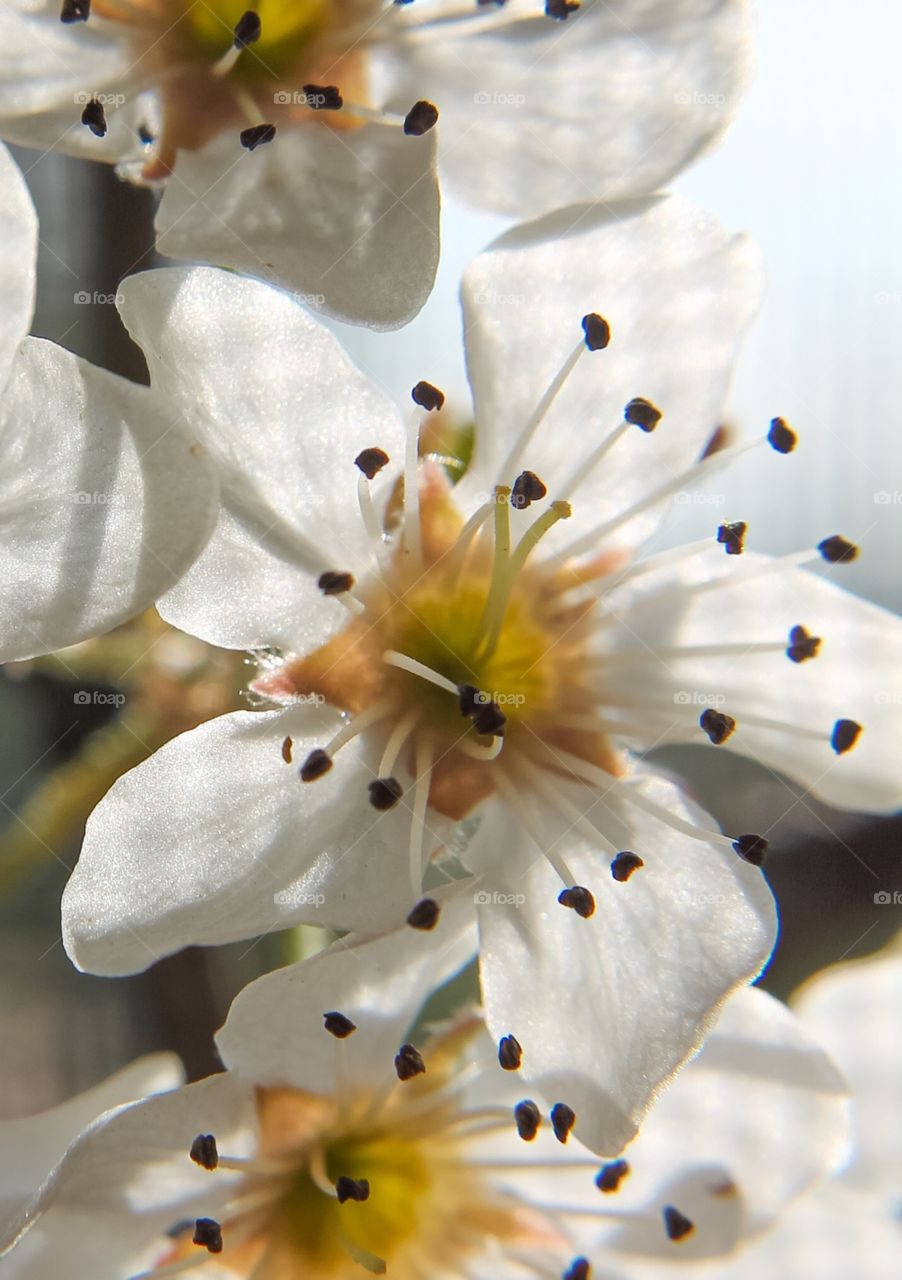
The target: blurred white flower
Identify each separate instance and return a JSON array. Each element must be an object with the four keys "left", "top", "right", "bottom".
[
  {"left": 0, "top": 0, "right": 752, "bottom": 326},
  {"left": 0, "top": 145, "right": 219, "bottom": 664},
  {"left": 0, "top": 911, "right": 850, "bottom": 1278}
]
